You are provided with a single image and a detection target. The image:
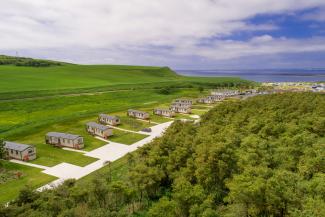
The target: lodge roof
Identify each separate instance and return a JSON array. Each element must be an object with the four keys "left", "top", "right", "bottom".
[
  {"left": 86, "top": 122, "right": 111, "bottom": 131},
  {"left": 46, "top": 132, "right": 82, "bottom": 140},
  {"left": 4, "top": 141, "right": 32, "bottom": 152}
]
